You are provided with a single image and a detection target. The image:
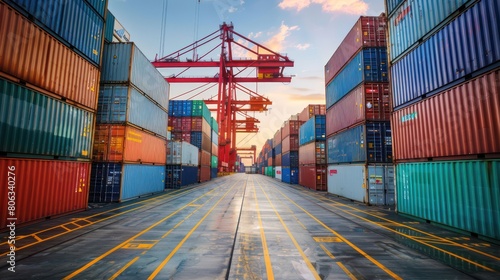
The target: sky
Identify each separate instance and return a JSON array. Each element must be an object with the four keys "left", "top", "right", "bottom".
[{"left": 108, "top": 0, "right": 386, "bottom": 166}]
